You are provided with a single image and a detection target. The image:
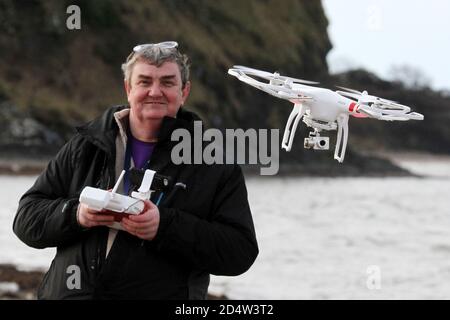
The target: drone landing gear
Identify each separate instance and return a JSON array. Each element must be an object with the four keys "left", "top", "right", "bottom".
[
  {"left": 281, "top": 102, "right": 349, "bottom": 163},
  {"left": 334, "top": 114, "right": 349, "bottom": 163},
  {"left": 282, "top": 103, "right": 305, "bottom": 151}
]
